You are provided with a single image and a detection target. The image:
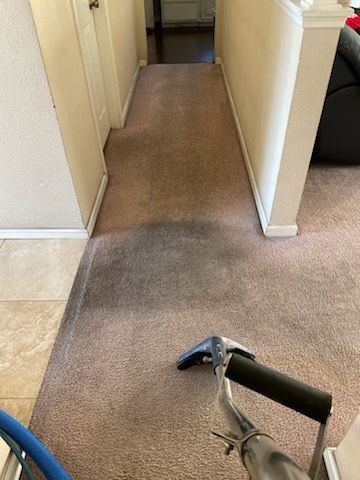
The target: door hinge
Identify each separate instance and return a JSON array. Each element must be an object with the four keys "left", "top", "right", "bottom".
[{"left": 89, "top": 0, "right": 99, "bottom": 9}]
